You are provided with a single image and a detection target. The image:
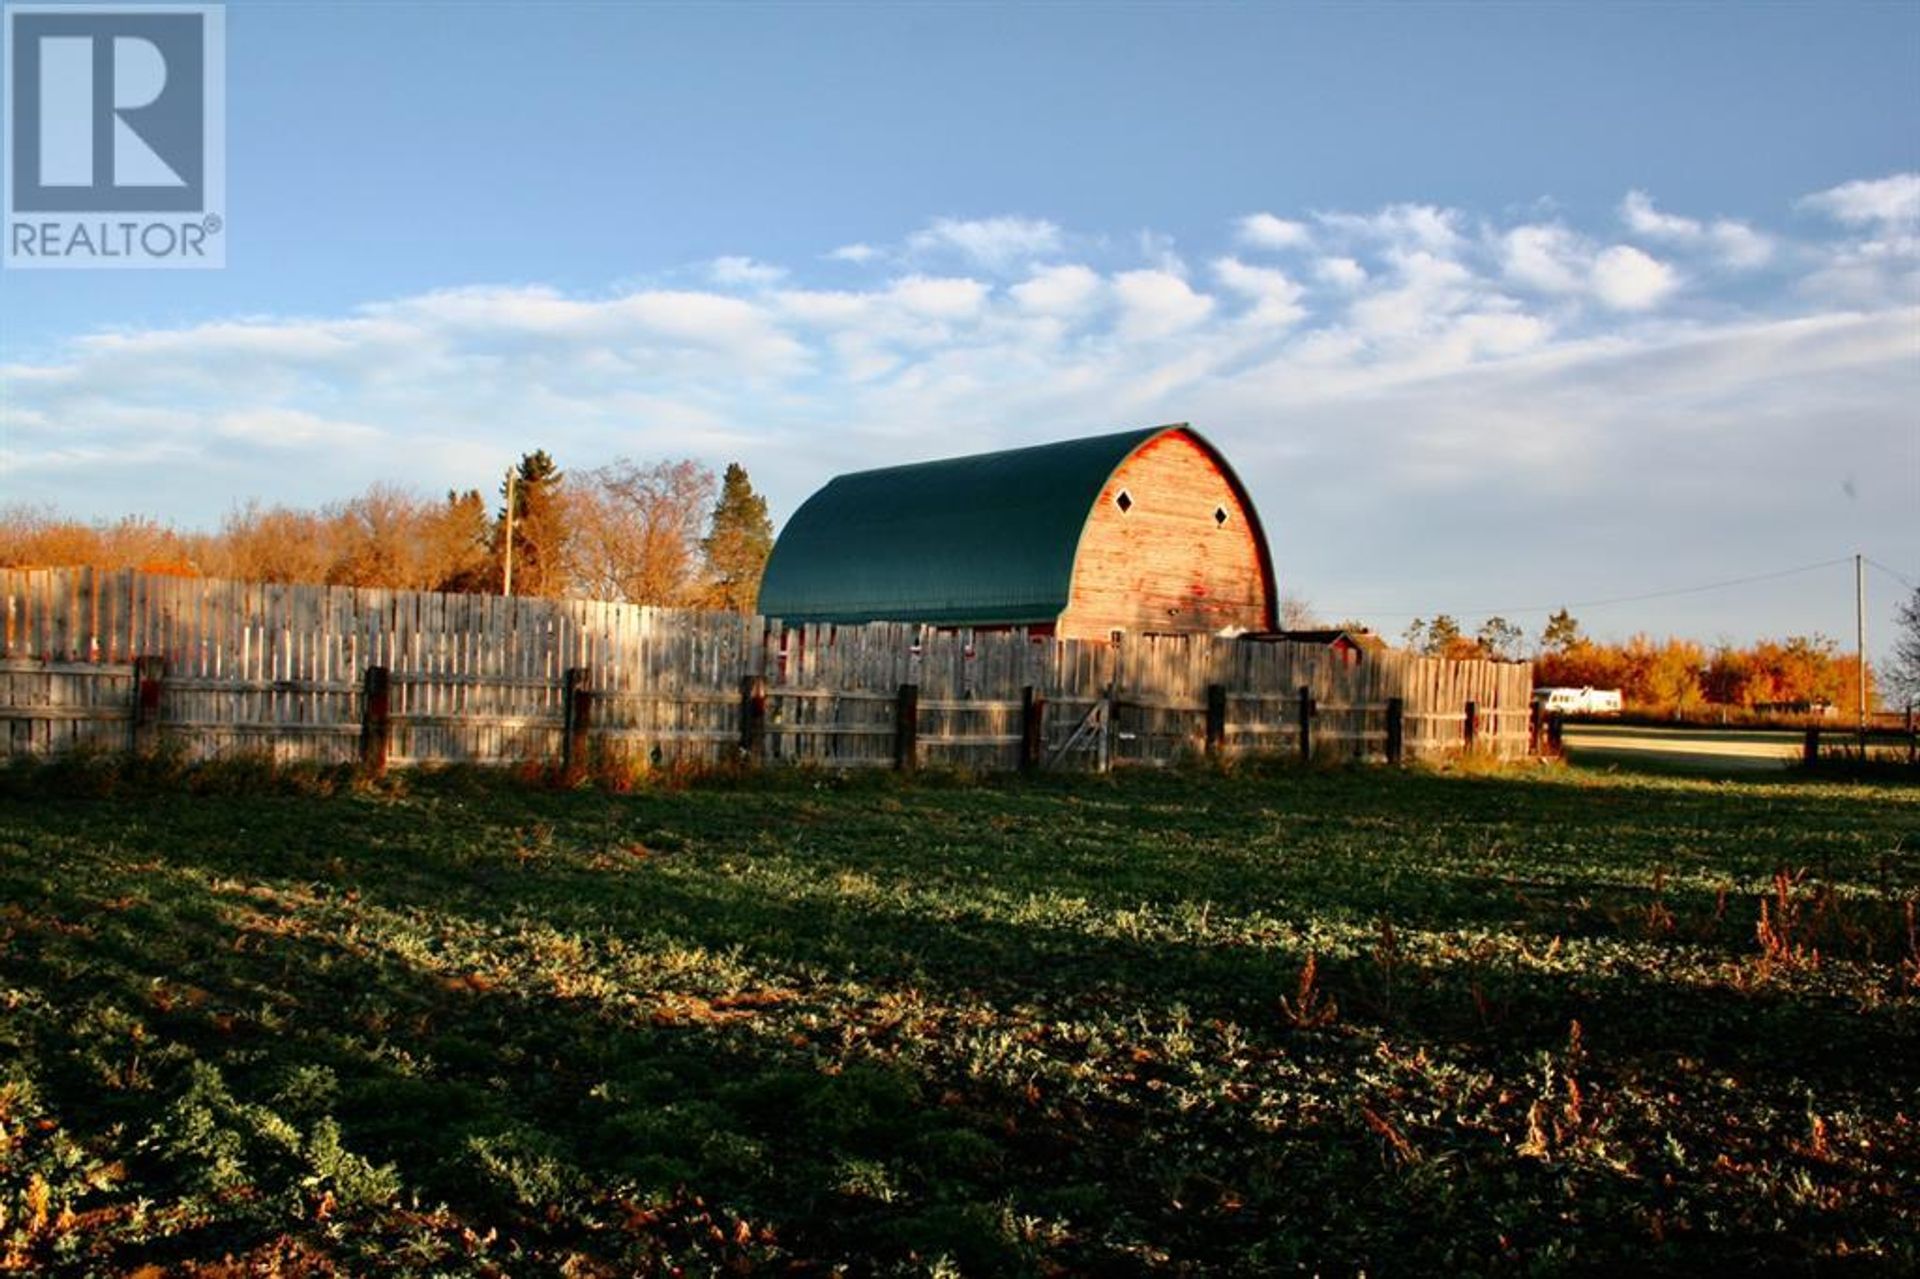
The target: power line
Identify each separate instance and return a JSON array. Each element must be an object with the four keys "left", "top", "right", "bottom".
[
  {"left": 1865, "top": 556, "right": 1916, "bottom": 592},
  {"left": 1319, "top": 556, "right": 1858, "bottom": 623}
]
